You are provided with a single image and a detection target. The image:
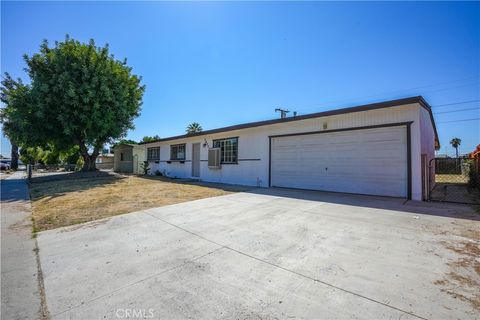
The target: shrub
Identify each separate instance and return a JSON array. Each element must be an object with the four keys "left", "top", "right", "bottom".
[
  {"left": 140, "top": 161, "right": 150, "bottom": 175},
  {"left": 155, "top": 170, "right": 162, "bottom": 176}
]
